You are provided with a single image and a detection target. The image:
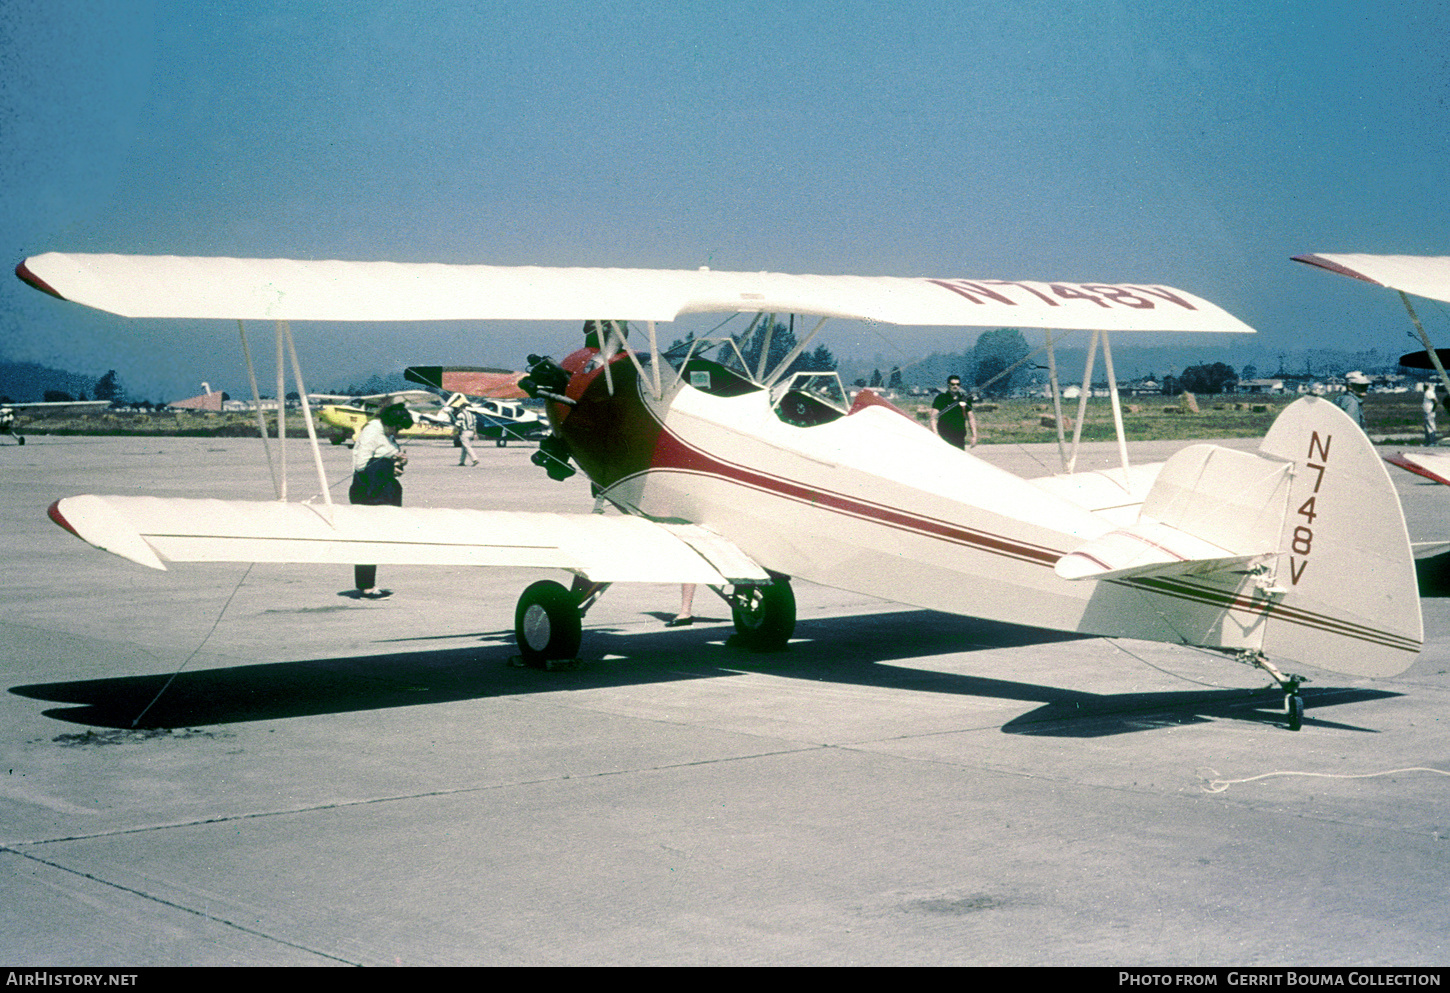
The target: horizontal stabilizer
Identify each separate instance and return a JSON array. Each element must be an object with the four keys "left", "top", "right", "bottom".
[
  {"left": 1056, "top": 521, "right": 1261, "bottom": 581},
  {"left": 1057, "top": 444, "right": 1290, "bottom": 579},
  {"left": 47, "top": 496, "right": 769, "bottom": 585},
  {"left": 1397, "top": 349, "right": 1450, "bottom": 371},
  {"left": 1056, "top": 441, "right": 1290, "bottom": 578}
]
